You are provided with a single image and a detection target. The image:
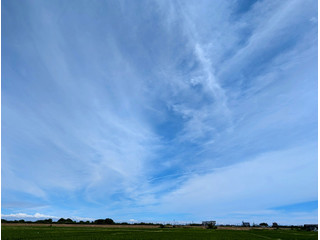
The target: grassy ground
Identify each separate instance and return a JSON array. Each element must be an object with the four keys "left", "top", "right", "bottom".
[{"left": 2, "top": 225, "right": 318, "bottom": 240}]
